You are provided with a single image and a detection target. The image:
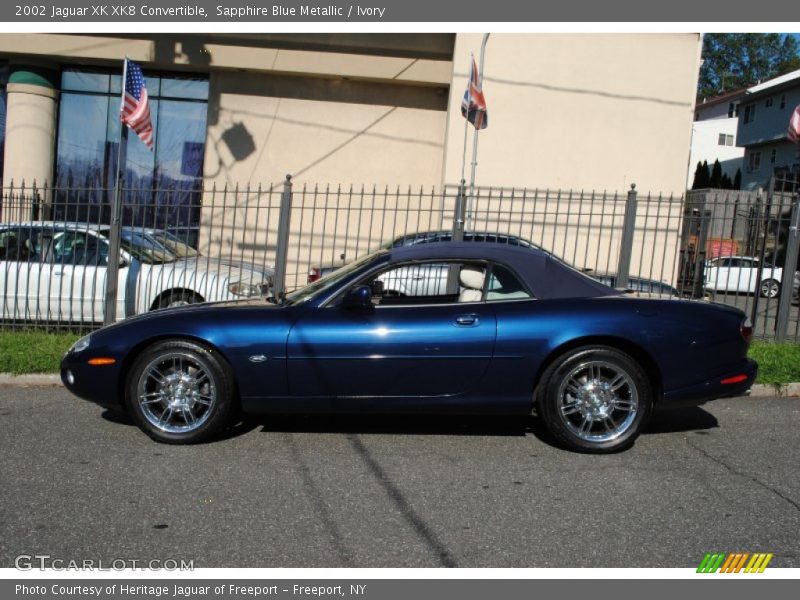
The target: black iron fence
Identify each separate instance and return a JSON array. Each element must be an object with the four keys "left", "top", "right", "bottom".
[{"left": 1, "top": 177, "right": 798, "bottom": 341}]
